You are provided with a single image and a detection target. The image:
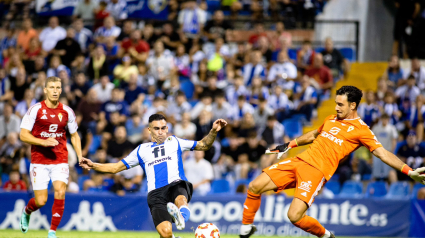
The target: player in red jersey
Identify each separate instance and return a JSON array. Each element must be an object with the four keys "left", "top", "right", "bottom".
[
  {"left": 19, "top": 76, "right": 85, "bottom": 238},
  {"left": 240, "top": 86, "right": 425, "bottom": 238}
]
